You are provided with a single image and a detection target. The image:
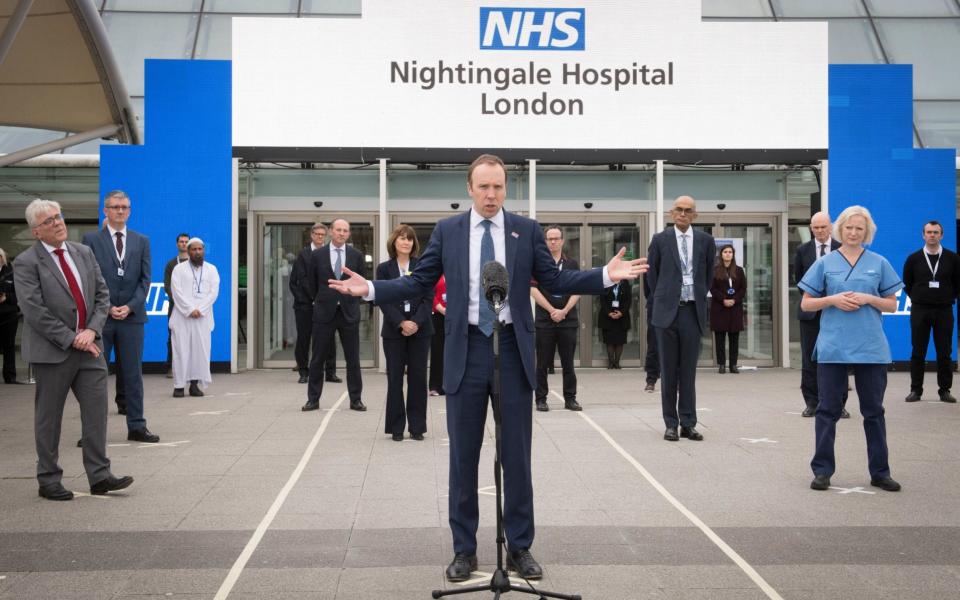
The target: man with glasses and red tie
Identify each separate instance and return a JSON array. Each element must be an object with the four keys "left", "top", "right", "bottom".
[
  {"left": 83, "top": 190, "right": 159, "bottom": 443},
  {"left": 14, "top": 199, "right": 134, "bottom": 500}
]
